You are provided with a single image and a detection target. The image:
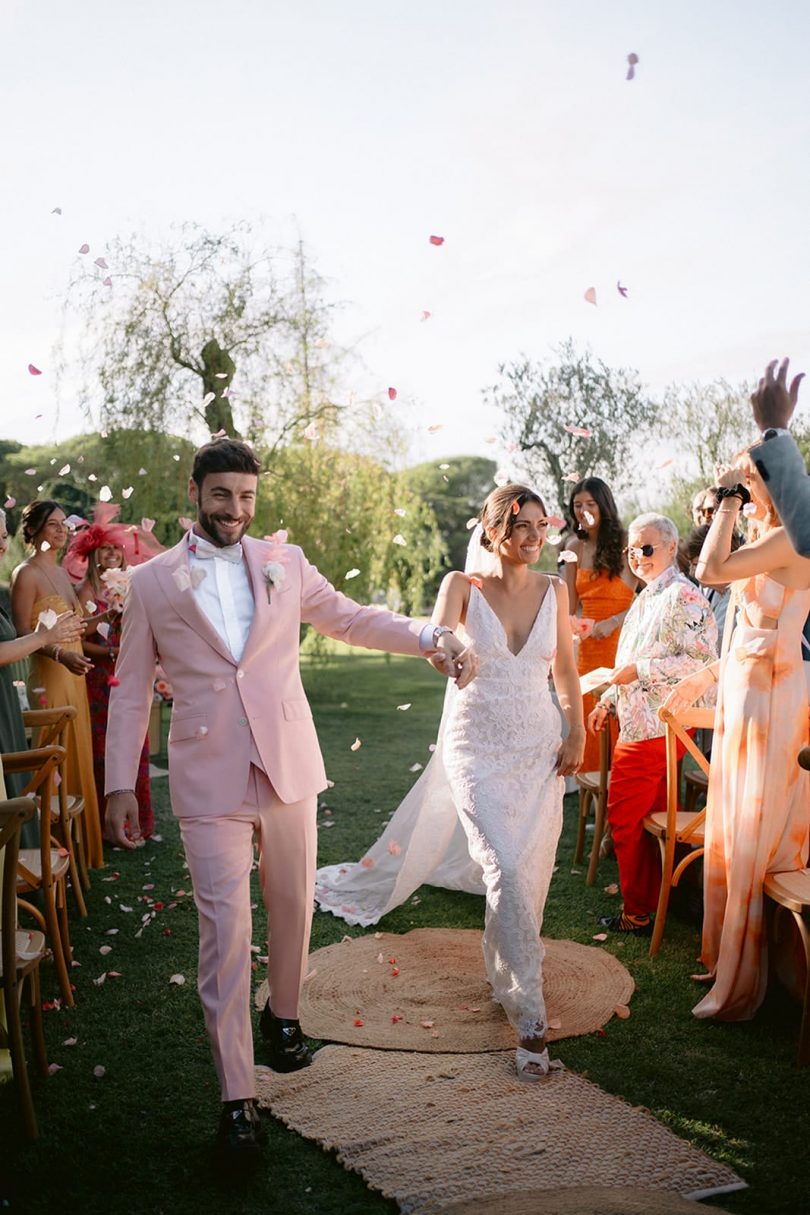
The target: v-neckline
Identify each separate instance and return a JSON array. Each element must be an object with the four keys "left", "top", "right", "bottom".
[{"left": 472, "top": 580, "right": 552, "bottom": 658}]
